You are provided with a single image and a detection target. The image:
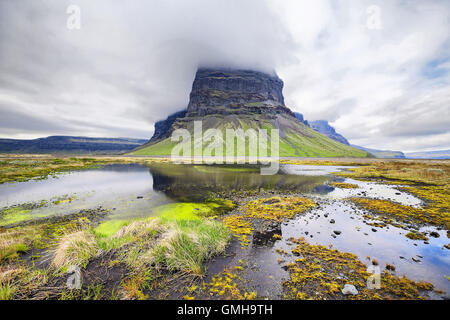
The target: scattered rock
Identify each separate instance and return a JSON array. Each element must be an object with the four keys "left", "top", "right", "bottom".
[
  {"left": 444, "top": 244, "right": 450, "bottom": 250},
  {"left": 412, "top": 257, "right": 421, "bottom": 263},
  {"left": 137, "top": 196, "right": 143, "bottom": 199},
  {"left": 429, "top": 232, "right": 440, "bottom": 238},
  {"left": 333, "top": 230, "right": 342, "bottom": 235},
  {"left": 371, "top": 228, "right": 377, "bottom": 232},
  {"left": 386, "top": 264, "right": 396, "bottom": 271},
  {"left": 330, "top": 219, "right": 335, "bottom": 224},
  {"left": 341, "top": 284, "right": 358, "bottom": 295},
  {"left": 372, "top": 259, "right": 378, "bottom": 266}
]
